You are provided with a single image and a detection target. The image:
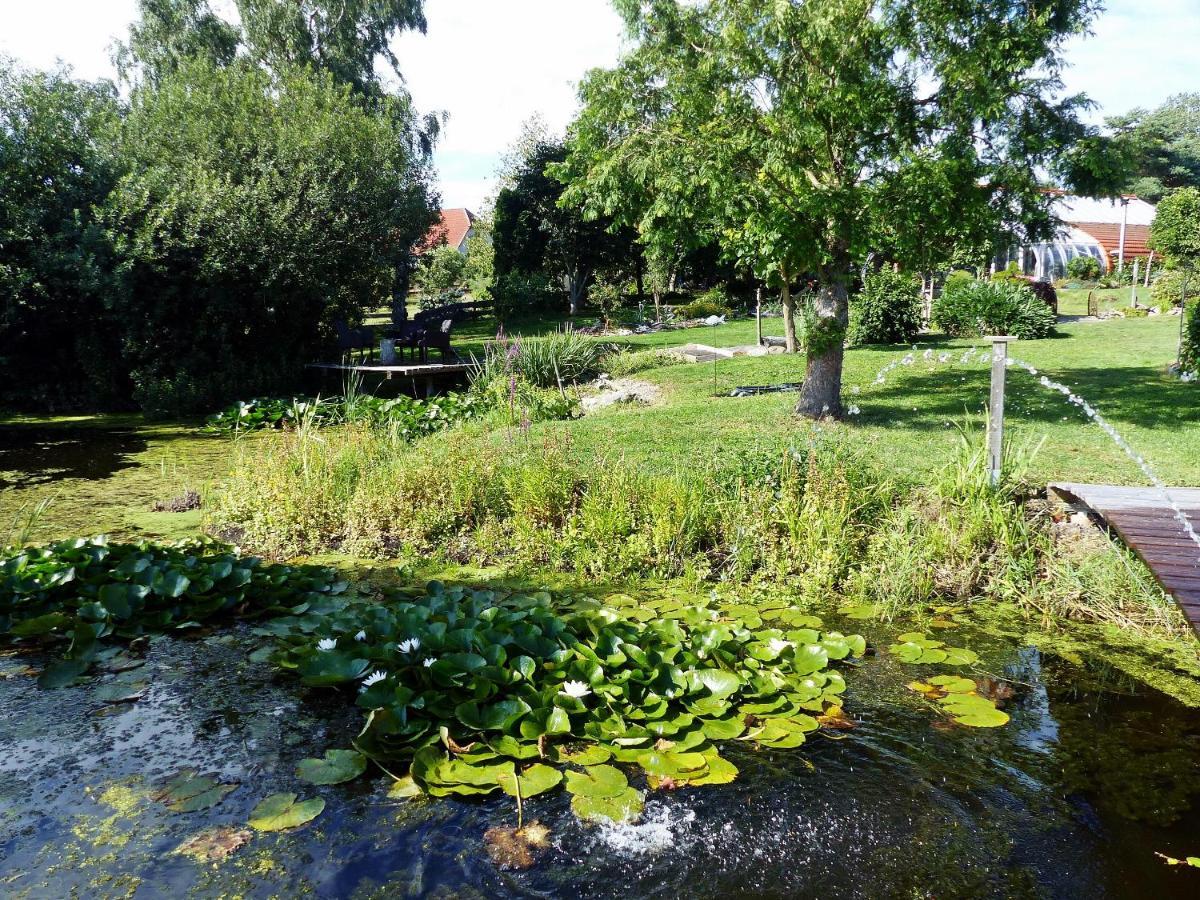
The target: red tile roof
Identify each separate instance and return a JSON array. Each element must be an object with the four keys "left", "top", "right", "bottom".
[
  {"left": 1073, "top": 222, "right": 1153, "bottom": 271},
  {"left": 419, "top": 208, "right": 475, "bottom": 253}
]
